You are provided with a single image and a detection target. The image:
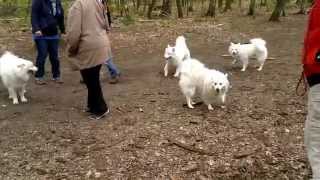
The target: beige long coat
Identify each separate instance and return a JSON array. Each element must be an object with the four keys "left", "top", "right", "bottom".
[{"left": 66, "top": 0, "right": 112, "bottom": 70}]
